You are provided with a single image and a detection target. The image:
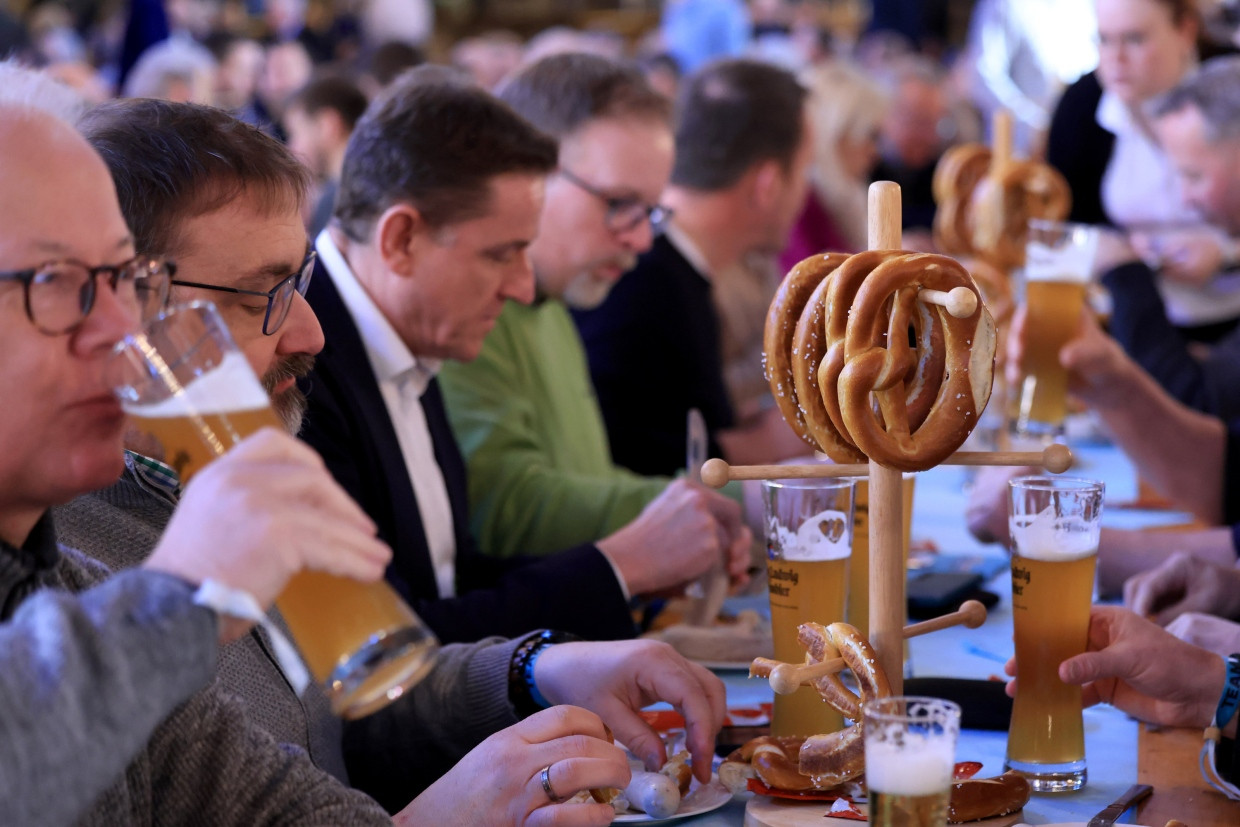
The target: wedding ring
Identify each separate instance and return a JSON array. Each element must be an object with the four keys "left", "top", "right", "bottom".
[{"left": 540, "top": 764, "right": 564, "bottom": 803}]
